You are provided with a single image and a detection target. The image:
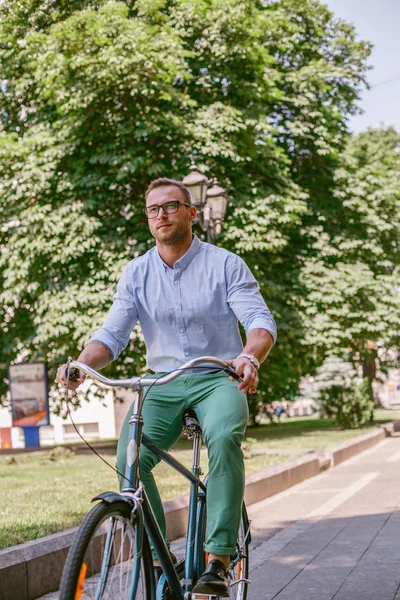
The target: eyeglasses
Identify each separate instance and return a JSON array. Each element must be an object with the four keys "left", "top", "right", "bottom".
[{"left": 144, "top": 200, "right": 192, "bottom": 219}]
